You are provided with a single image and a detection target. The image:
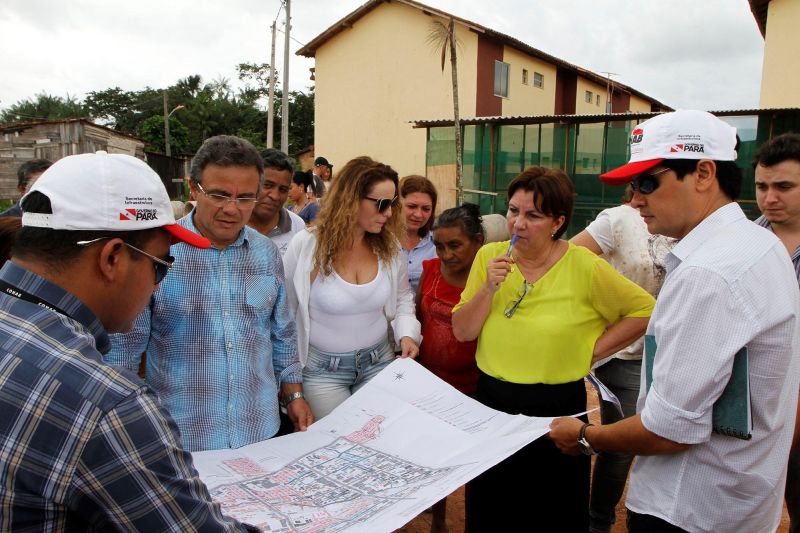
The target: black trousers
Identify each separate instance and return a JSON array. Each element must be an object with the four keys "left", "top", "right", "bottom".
[{"left": 465, "top": 372, "right": 590, "bottom": 532}]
